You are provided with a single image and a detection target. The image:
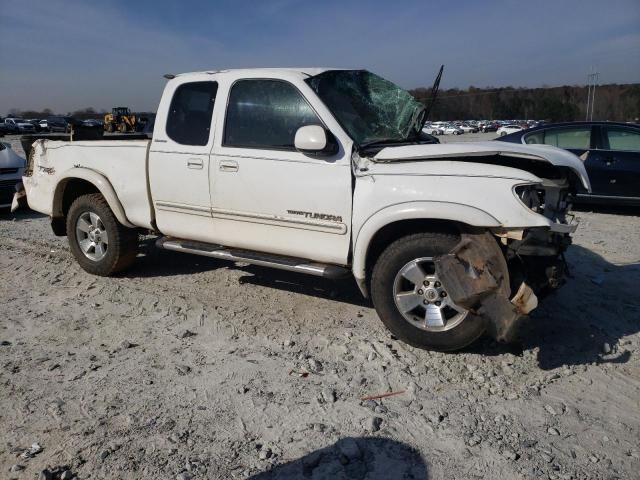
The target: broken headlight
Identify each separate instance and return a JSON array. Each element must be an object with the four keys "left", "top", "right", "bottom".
[{"left": 514, "top": 184, "right": 545, "bottom": 214}]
